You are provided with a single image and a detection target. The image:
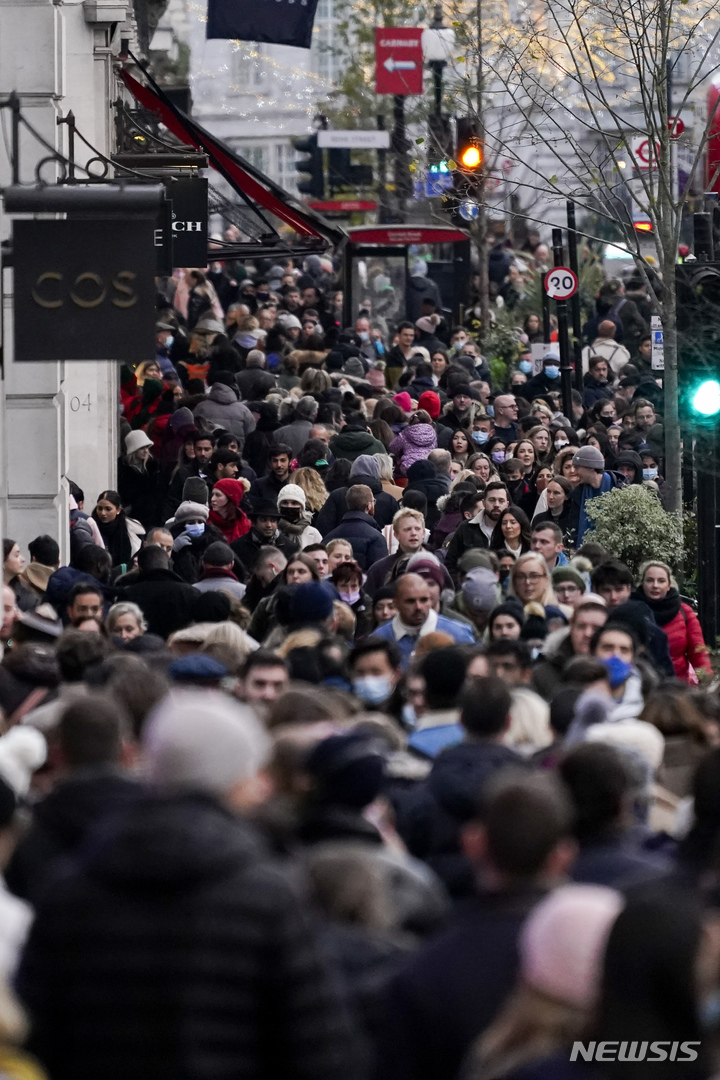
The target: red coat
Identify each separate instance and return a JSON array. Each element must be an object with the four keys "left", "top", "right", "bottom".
[{"left": 663, "top": 603, "right": 712, "bottom": 682}]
